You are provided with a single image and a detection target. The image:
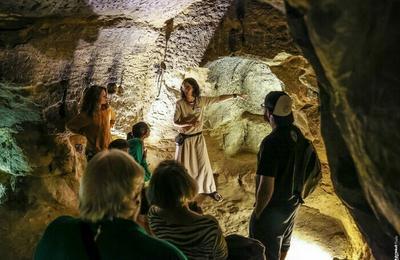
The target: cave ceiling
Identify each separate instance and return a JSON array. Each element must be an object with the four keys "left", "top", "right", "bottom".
[{"left": 0, "top": 0, "right": 199, "bottom": 27}]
